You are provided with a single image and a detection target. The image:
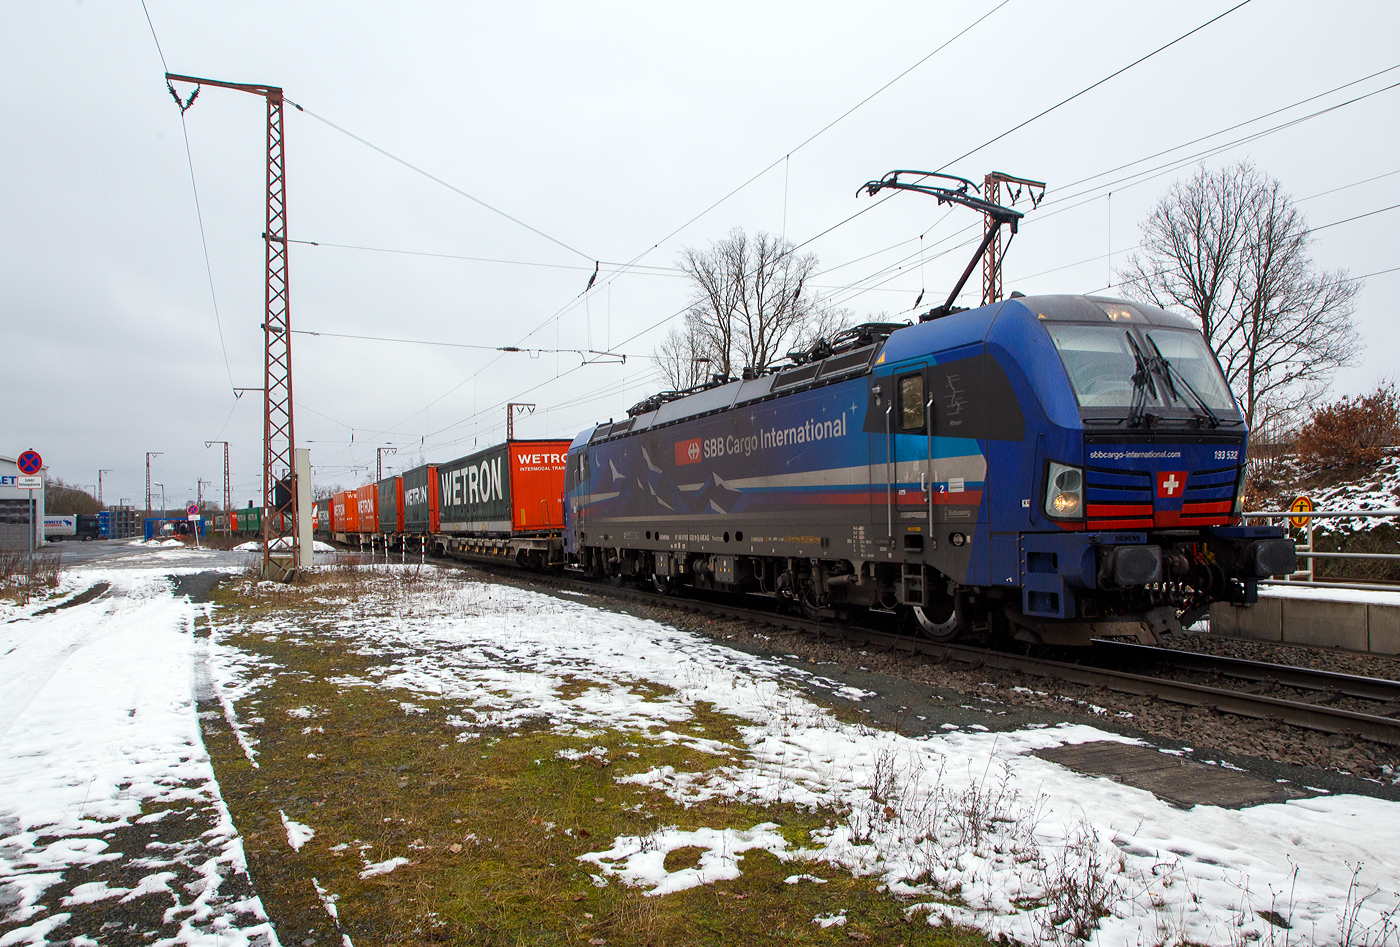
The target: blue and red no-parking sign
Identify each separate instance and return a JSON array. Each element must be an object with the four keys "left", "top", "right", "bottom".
[{"left": 17, "top": 450, "right": 42, "bottom": 475}]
